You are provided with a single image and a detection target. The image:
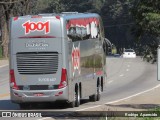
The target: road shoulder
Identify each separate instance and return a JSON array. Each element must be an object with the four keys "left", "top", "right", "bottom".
[
  {"left": 109, "top": 84, "right": 160, "bottom": 111},
  {"left": 86, "top": 84, "right": 160, "bottom": 111},
  {"left": 0, "top": 59, "right": 8, "bottom": 67}
]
